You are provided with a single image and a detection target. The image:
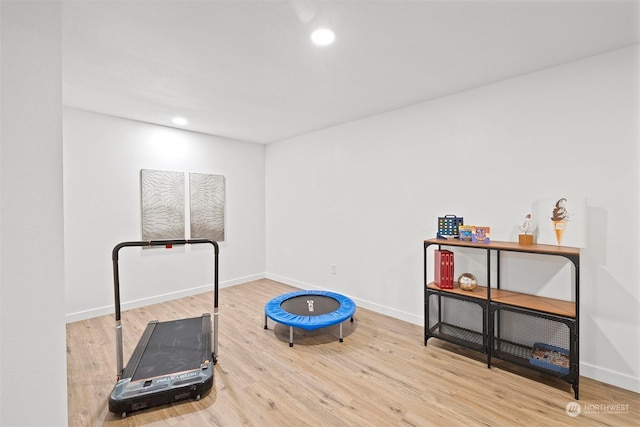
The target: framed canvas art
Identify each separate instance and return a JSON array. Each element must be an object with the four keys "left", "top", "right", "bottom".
[
  {"left": 533, "top": 197, "right": 587, "bottom": 247},
  {"left": 140, "top": 169, "right": 185, "bottom": 240},
  {"left": 189, "top": 173, "right": 225, "bottom": 241}
]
